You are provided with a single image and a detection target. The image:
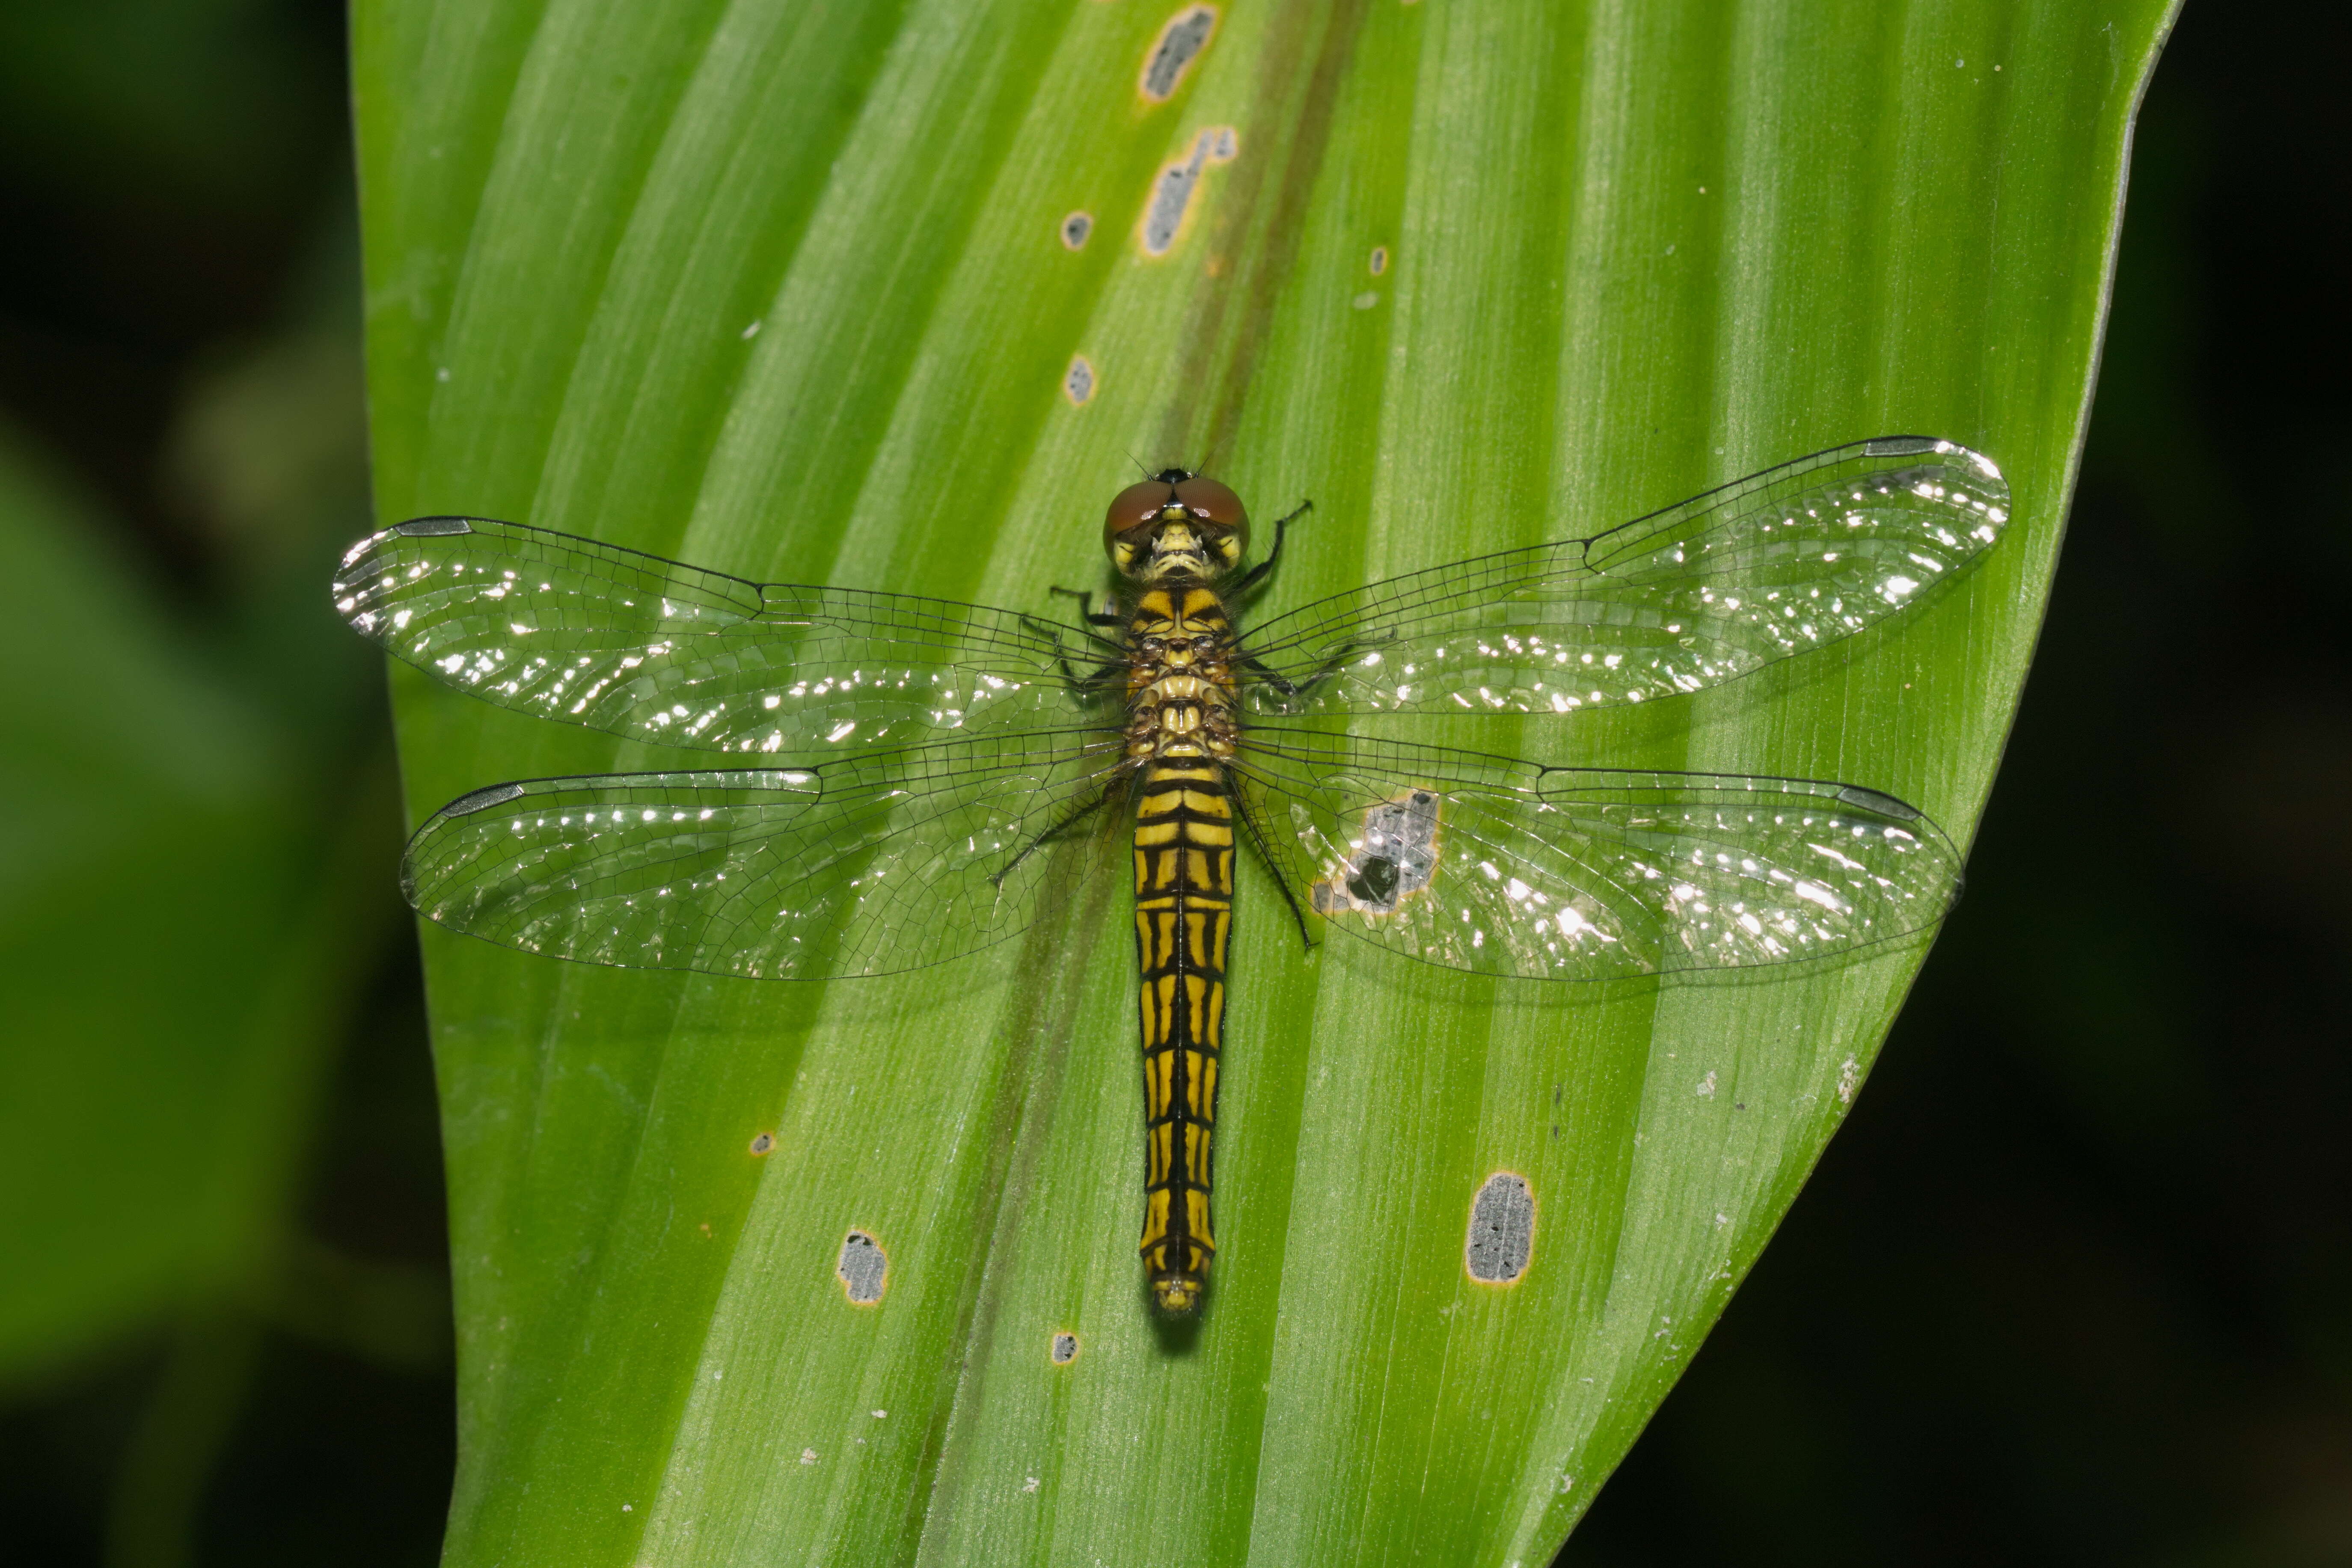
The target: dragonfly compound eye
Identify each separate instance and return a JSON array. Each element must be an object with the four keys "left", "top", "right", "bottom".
[
  {"left": 1173, "top": 475, "right": 1250, "bottom": 560},
  {"left": 1104, "top": 478, "right": 1181, "bottom": 554}
]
